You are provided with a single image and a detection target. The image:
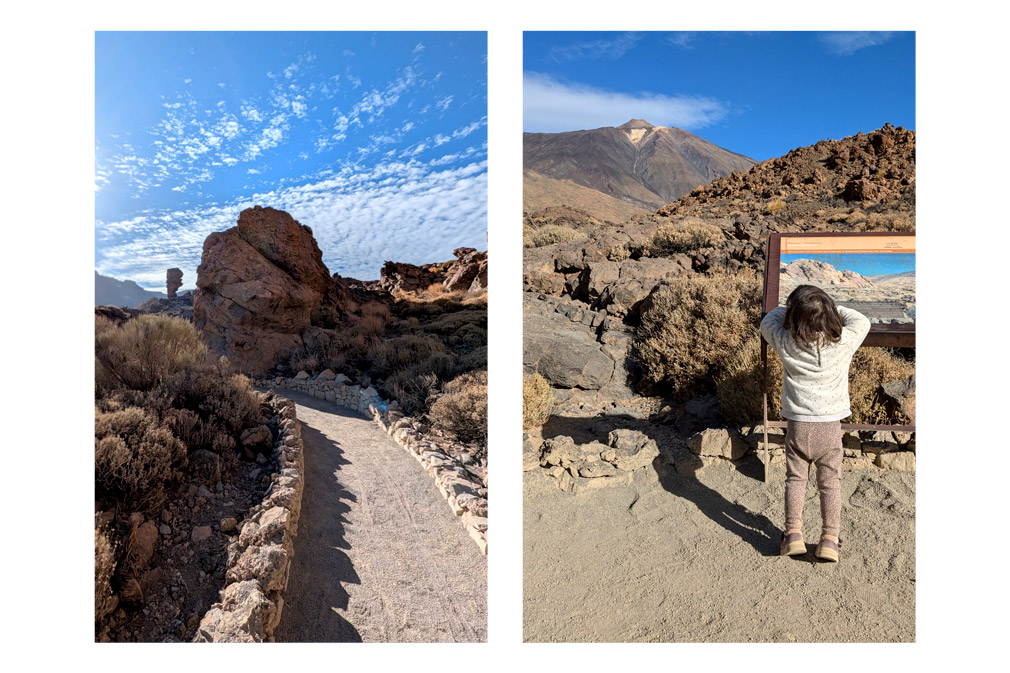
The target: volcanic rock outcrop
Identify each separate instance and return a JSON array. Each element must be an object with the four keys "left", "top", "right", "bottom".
[
  {"left": 443, "top": 247, "right": 488, "bottom": 294},
  {"left": 167, "top": 268, "right": 183, "bottom": 298},
  {"left": 779, "top": 258, "right": 873, "bottom": 289},
  {"left": 194, "top": 206, "right": 349, "bottom": 375}
]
